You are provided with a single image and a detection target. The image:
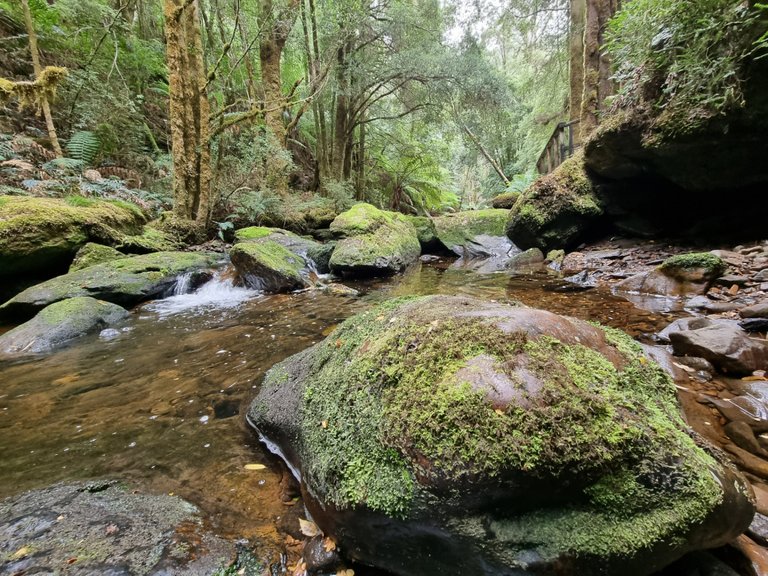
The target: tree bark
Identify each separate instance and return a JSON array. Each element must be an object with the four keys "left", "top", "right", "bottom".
[
  {"left": 164, "top": 0, "right": 213, "bottom": 223},
  {"left": 21, "top": 0, "right": 62, "bottom": 158},
  {"left": 569, "top": 0, "right": 586, "bottom": 143}
]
